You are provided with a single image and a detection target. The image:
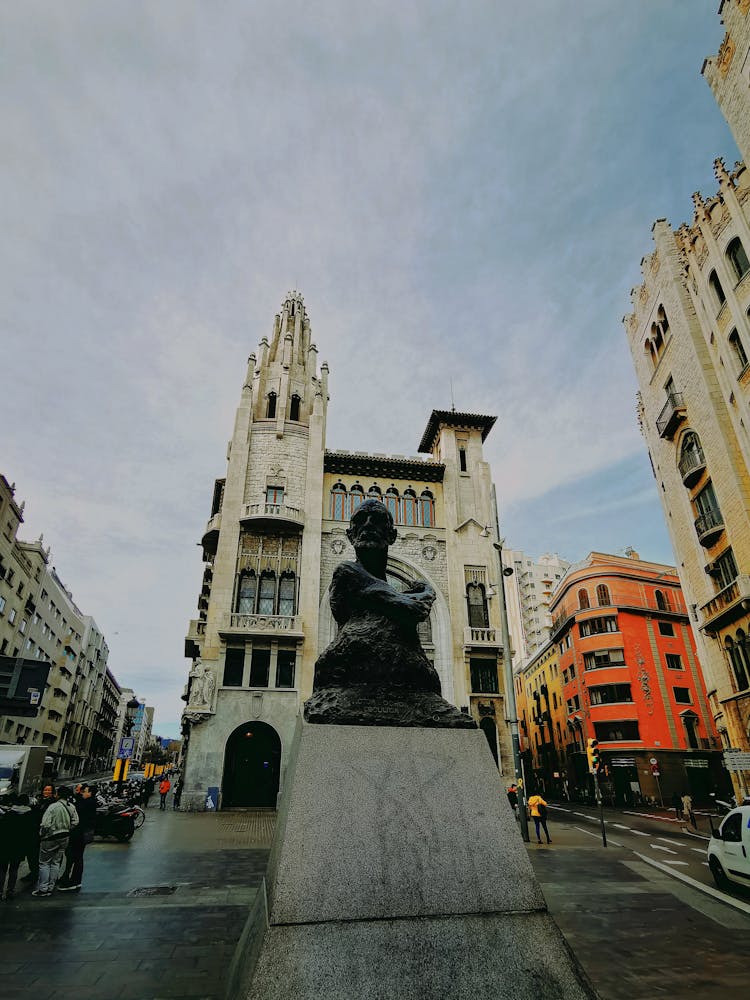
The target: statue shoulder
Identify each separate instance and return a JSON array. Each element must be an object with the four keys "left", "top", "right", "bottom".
[{"left": 330, "top": 560, "right": 365, "bottom": 585}]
